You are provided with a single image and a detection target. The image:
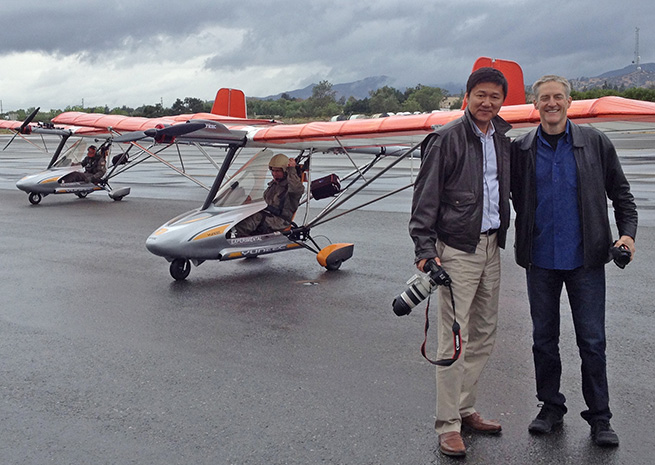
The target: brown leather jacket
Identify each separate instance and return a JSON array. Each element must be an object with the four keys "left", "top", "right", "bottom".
[{"left": 409, "top": 109, "right": 511, "bottom": 259}]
